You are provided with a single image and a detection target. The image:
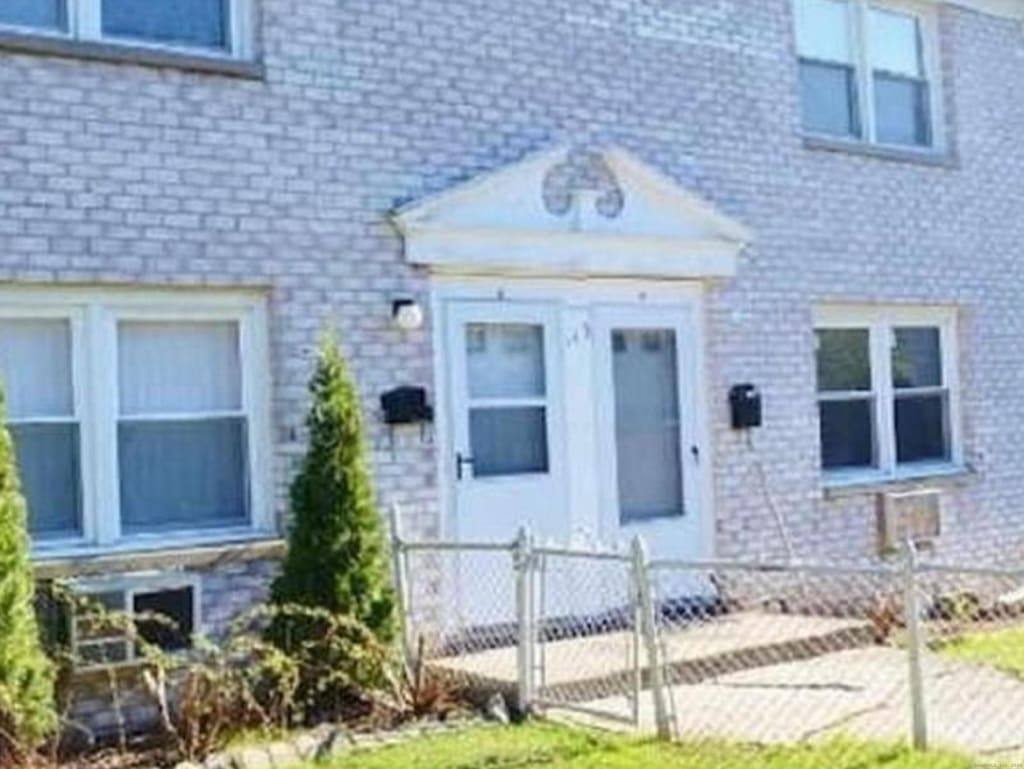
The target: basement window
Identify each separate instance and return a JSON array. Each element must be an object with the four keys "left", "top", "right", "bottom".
[{"left": 71, "top": 577, "right": 199, "bottom": 669}]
